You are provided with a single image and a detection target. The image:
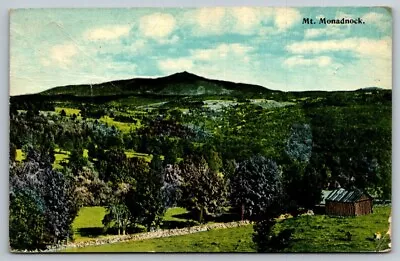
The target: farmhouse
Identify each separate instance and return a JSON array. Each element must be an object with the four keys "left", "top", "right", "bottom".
[{"left": 324, "top": 188, "right": 373, "bottom": 216}]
